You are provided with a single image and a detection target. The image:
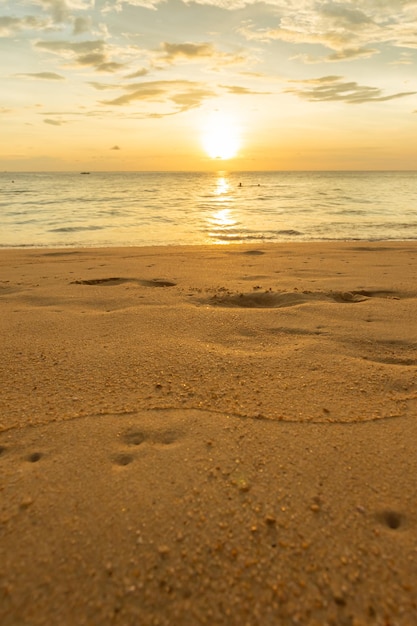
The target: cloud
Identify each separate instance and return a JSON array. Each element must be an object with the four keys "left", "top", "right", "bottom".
[
  {"left": 0, "top": 5, "right": 96, "bottom": 36},
  {"left": 0, "top": 15, "right": 48, "bottom": 35},
  {"left": 292, "top": 47, "right": 379, "bottom": 63},
  {"left": 73, "top": 16, "right": 91, "bottom": 35},
  {"left": 320, "top": 3, "right": 372, "bottom": 28},
  {"left": 44, "top": 118, "right": 65, "bottom": 125},
  {"left": 220, "top": 84, "right": 272, "bottom": 95},
  {"left": 77, "top": 53, "right": 125, "bottom": 72},
  {"left": 326, "top": 47, "right": 379, "bottom": 61},
  {"left": 159, "top": 42, "right": 216, "bottom": 62},
  {"left": 88, "top": 81, "right": 120, "bottom": 90},
  {"left": 101, "top": 79, "right": 215, "bottom": 114},
  {"left": 238, "top": 1, "right": 417, "bottom": 62},
  {"left": 33, "top": 0, "right": 94, "bottom": 23},
  {"left": 36, "top": 39, "right": 105, "bottom": 55},
  {"left": 35, "top": 39, "right": 126, "bottom": 72},
  {"left": 156, "top": 41, "right": 247, "bottom": 69},
  {"left": 96, "top": 62, "right": 126, "bottom": 73},
  {"left": 42, "top": 109, "right": 102, "bottom": 117},
  {"left": 111, "top": 145, "right": 121, "bottom": 149},
  {"left": 77, "top": 52, "right": 107, "bottom": 65},
  {"left": 104, "top": 0, "right": 163, "bottom": 11},
  {"left": 34, "top": 0, "right": 70, "bottom": 23},
  {"left": 285, "top": 75, "right": 417, "bottom": 104},
  {"left": 108, "top": 0, "right": 263, "bottom": 7},
  {"left": 125, "top": 68, "right": 149, "bottom": 79},
  {"left": 170, "top": 87, "right": 216, "bottom": 109},
  {"left": 16, "top": 72, "right": 65, "bottom": 80},
  {"left": 105, "top": 85, "right": 165, "bottom": 105},
  {"left": 183, "top": 0, "right": 253, "bottom": 7}
]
